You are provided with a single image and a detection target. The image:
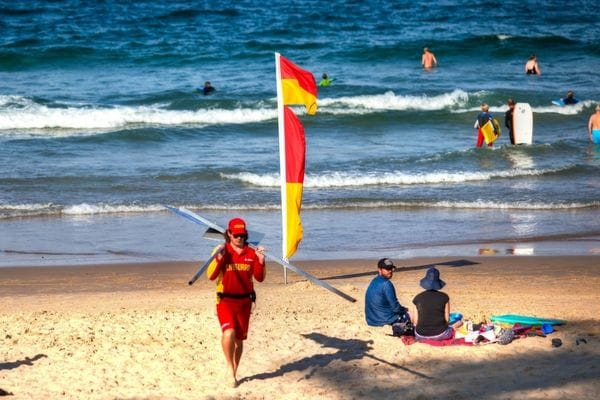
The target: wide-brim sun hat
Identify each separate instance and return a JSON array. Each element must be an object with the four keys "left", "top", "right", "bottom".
[{"left": 420, "top": 267, "right": 446, "bottom": 290}]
